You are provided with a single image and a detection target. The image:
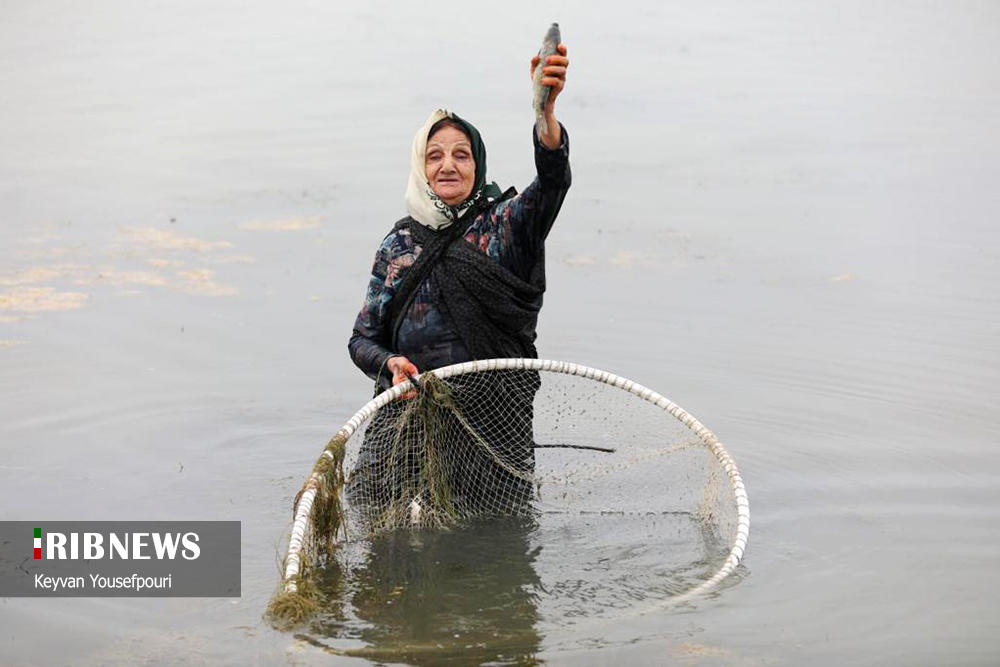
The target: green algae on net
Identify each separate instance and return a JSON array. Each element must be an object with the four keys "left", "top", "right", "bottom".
[{"left": 267, "top": 358, "right": 751, "bottom": 630}]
